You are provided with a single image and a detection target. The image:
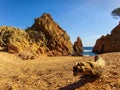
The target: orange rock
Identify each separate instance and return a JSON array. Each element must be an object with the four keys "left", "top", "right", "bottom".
[
  {"left": 27, "top": 13, "right": 73, "bottom": 56},
  {"left": 0, "top": 13, "right": 73, "bottom": 59},
  {"left": 72, "top": 37, "right": 83, "bottom": 56},
  {"left": 93, "top": 22, "right": 120, "bottom": 54},
  {"left": 7, "top": 44, "right": 19, "bottom": 53}
]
